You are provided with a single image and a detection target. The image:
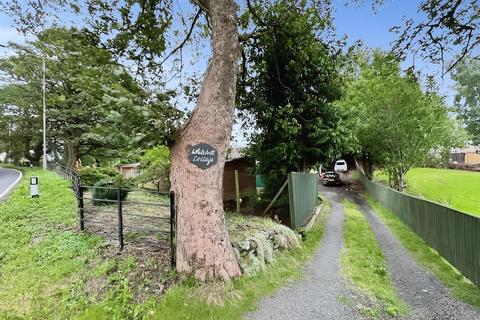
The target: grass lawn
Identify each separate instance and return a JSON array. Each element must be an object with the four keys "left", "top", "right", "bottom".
[
  {"left": 364, "top": 195, "right": 480, "bottom": 309},
  {"left": 341, "top": 199, "right": 406, "bottom": 318},
  {"left": 1, "top": 167, "right": 332, "bottom": 319},
  {"left": 374, "top": 167, "right": 480, "bottom": 217}
]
